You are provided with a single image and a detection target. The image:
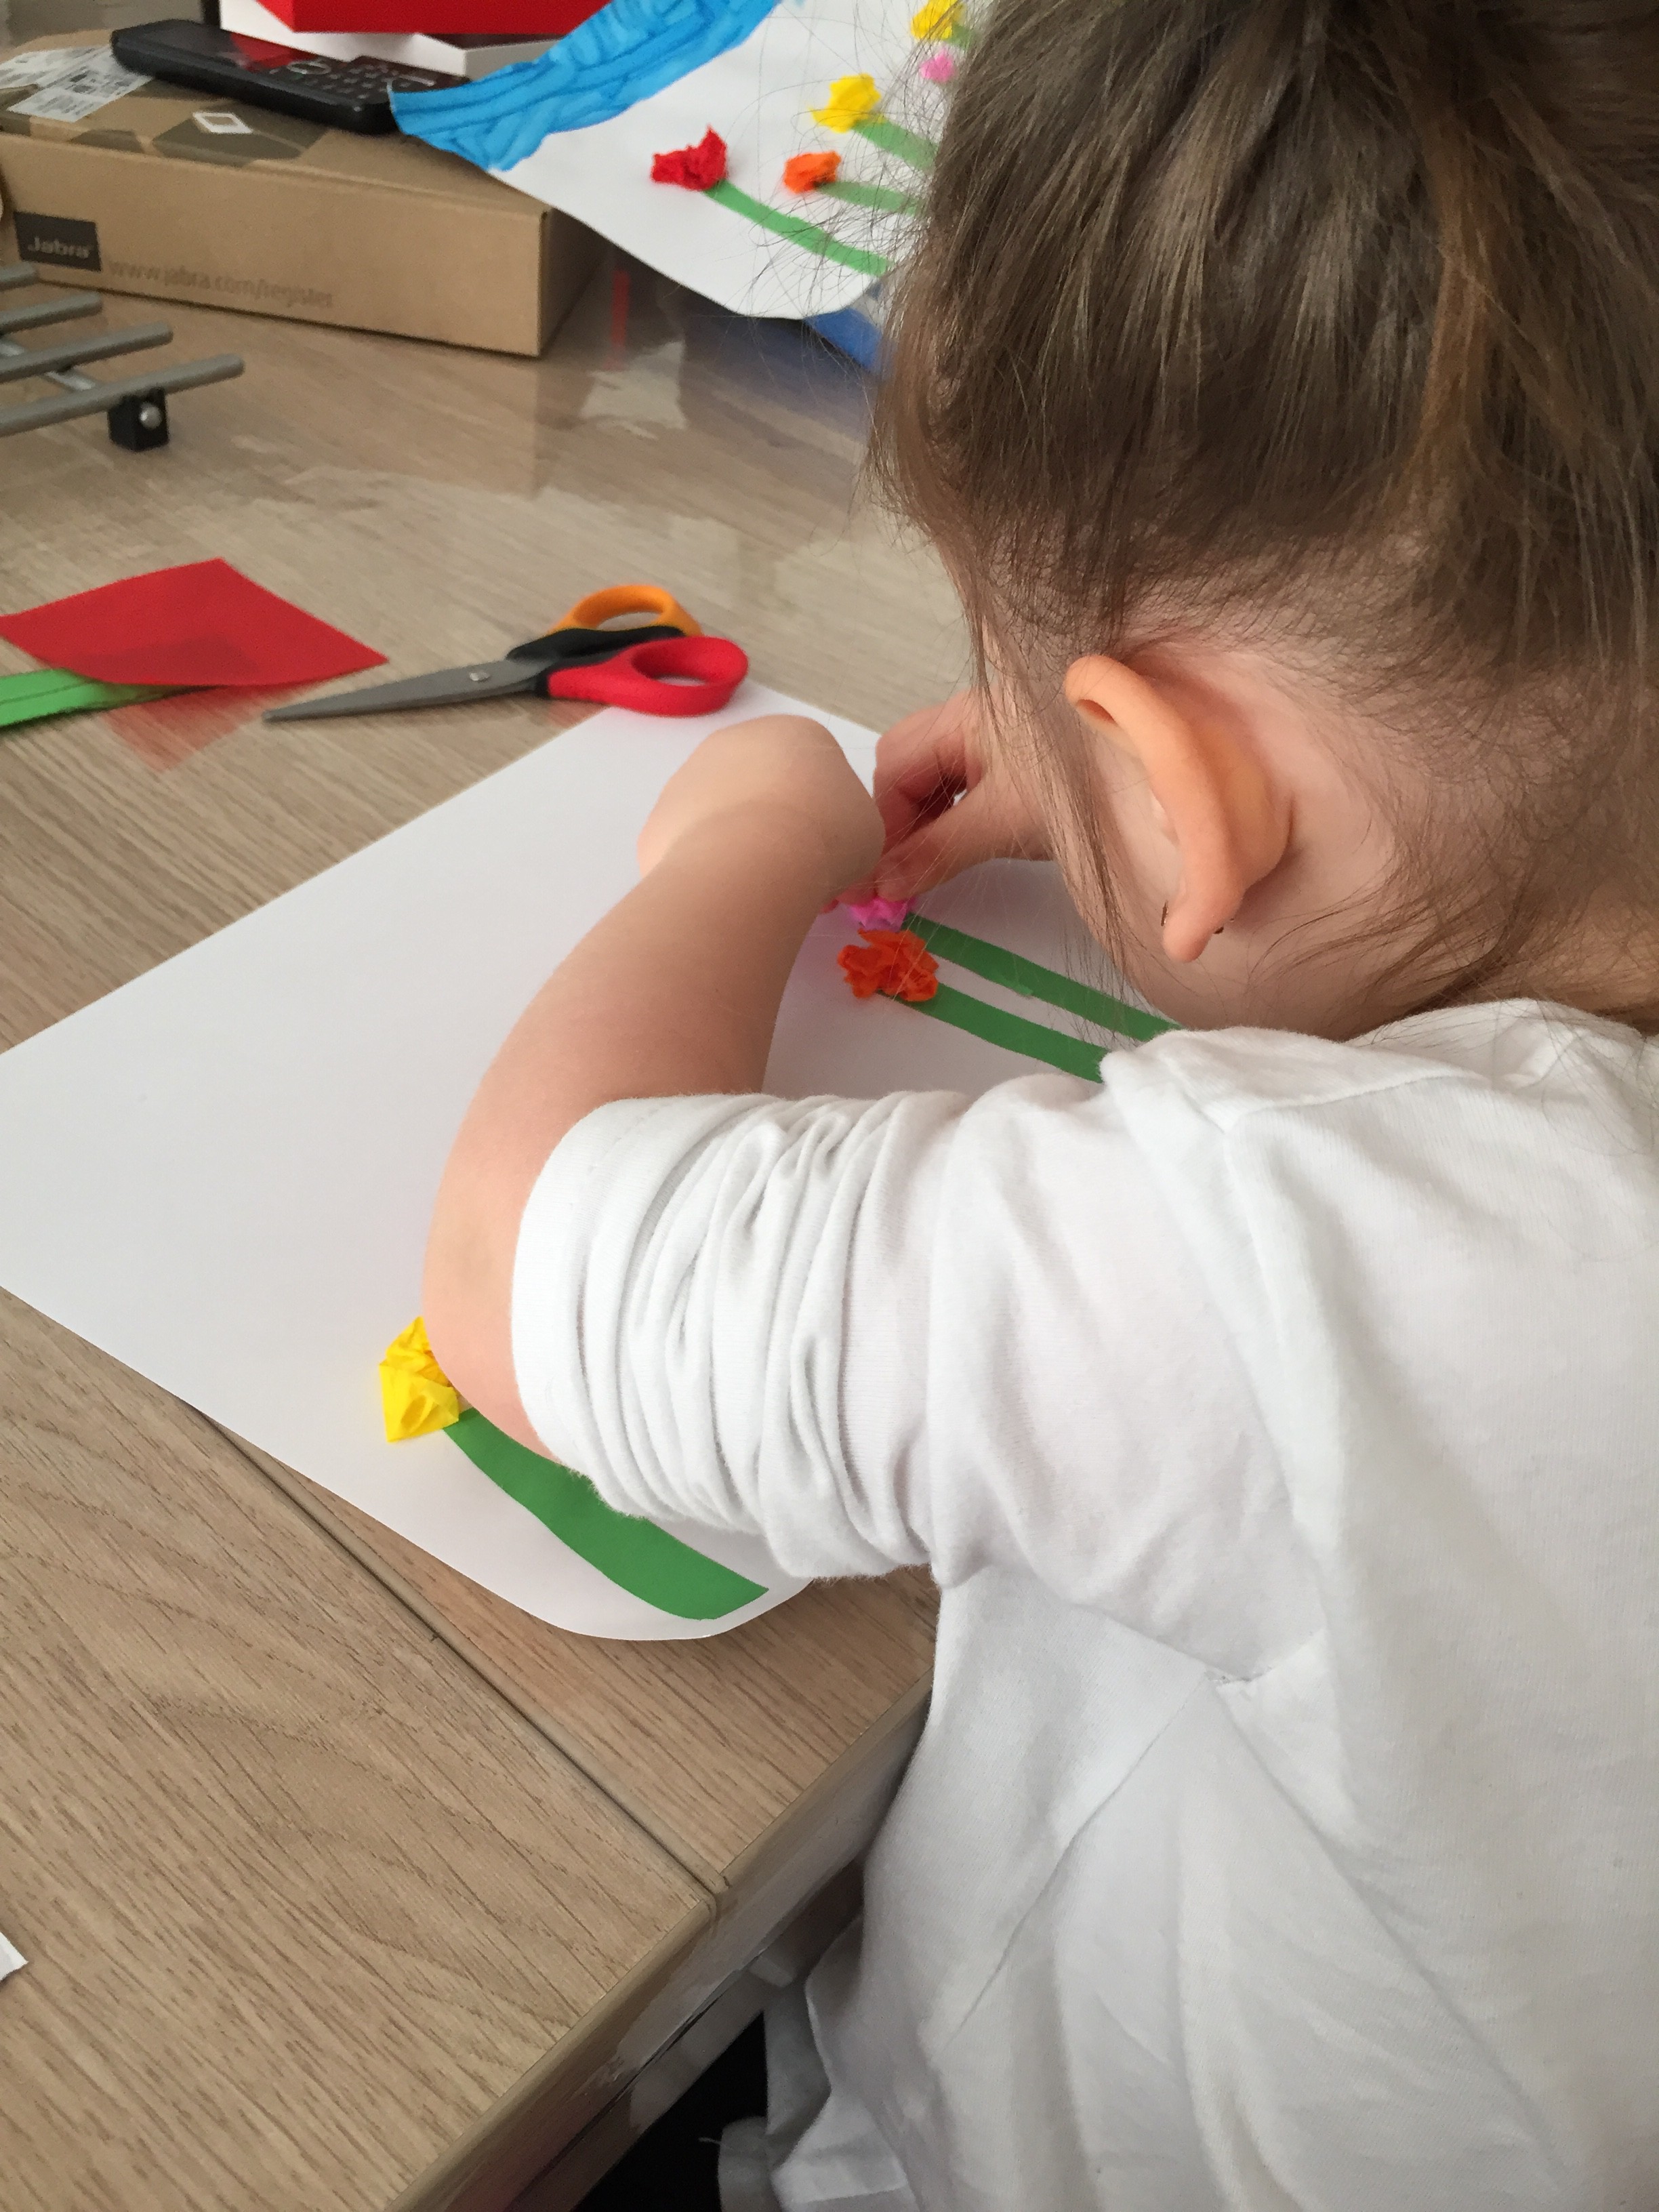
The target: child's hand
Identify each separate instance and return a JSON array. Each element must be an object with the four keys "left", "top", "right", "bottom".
[
  {"left": 638, "top": 714, "right": 883, "bottom": 897},
  {"left": 841, "top": 693, "right": 1050, "bottom": 907}
]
